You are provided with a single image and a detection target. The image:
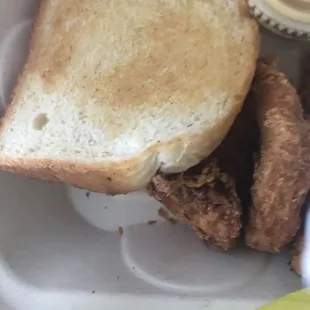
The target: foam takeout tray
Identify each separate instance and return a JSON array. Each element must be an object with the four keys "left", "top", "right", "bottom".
[{"left": 0, "top": 1, "right": 308, "bottom": 309}]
